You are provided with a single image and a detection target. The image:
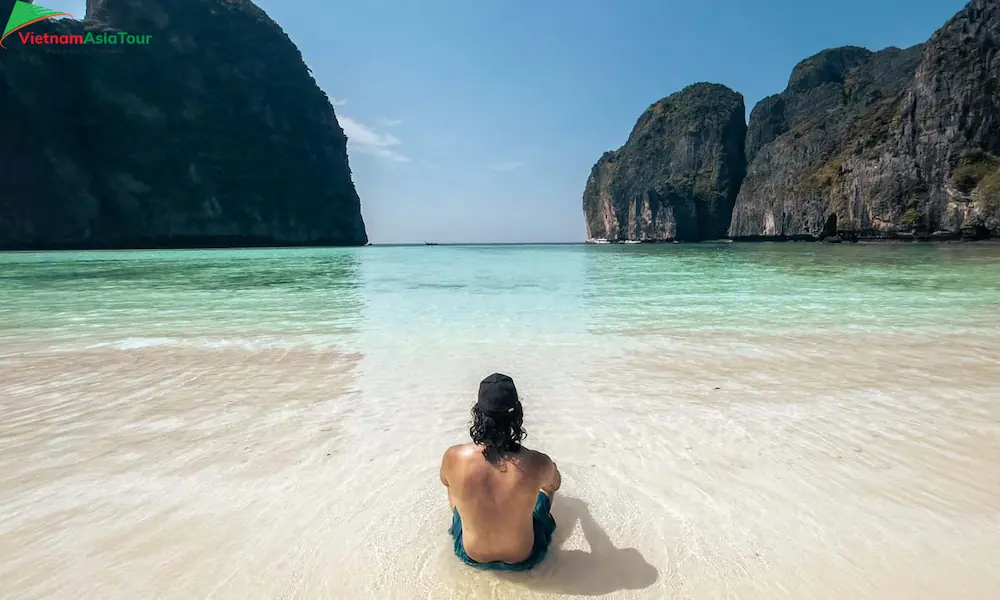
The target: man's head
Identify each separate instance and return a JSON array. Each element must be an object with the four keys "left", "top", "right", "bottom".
[{"left": 470, "top": 373, "right": 526, "bottom": 463}]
